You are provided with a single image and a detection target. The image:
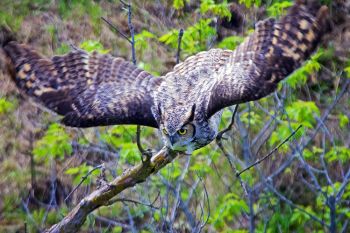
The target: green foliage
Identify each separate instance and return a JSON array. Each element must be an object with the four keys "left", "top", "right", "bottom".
[
  {"left": 173, "top": 0, "right": 190, "bottom": 10},
  {"left": 0, "top": 97, "right": 16, "bottom": 115},
  {"left": 80, "top": 40, "right": 110, "bottom": 54},
  {"left": 55, "top": 43, "right": 71, "bottom": 55},
  {"left": 134, "top": 30, "right": 157, "bottom": 55},
  {"left": 286, "top": 49, "right": 324, "bottom": 88},
  {"left": 270, "top": 101, "right": 320, "bottom": 148},
  {"left": 100, "top": 126, "right": 142, "bottom": 164},
  {"left": 303, "top": 146, "right": 323, "bottom": 161},
  {"left": 345, "top": 63, "right": 350, "bottom": 78},
  {"left": 325, "top": 147, "right": 350, "bottom": 164},
  {"left": 238, "top": 0, "right": 261, "bottom": 8},
  {"left": 267, "top": 1, "right": 293, "bottom": 17},
  {"left": 339, "top": 113, "right": 349, "bottom": 128},
  {"left": 211, "top": 193, "right": 249, "bottom": 230},
  {"left": 58, "top": 0, "right": 102, "bottom": 33},
  {"left": 159, "top": 19, "right": 216, "bottom": 56},
  {"left": 0, "top": 0, "right": 50, "bottom": 31},
  {"left": 33, "top": 123, "right": 72, "bottom": 162},
  {"left": 200, "top": 0, "right": 232, "bottom": 19},
  {"left": 285, "top": 100, "right": 320, "bottom": 128},
  {"left": 217, "top": 36, "right": 244, "bottom": 50},
  {"left": 111, "top": 226, "right": 123, "bottom": 233},
  {"left": 240, "top": 111, "right": 262, "bottom": 127}
]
